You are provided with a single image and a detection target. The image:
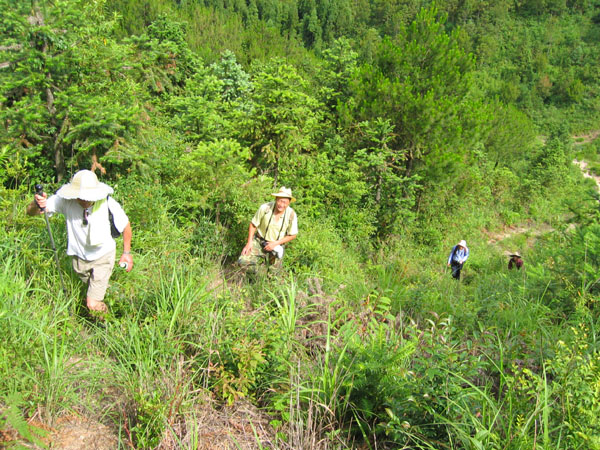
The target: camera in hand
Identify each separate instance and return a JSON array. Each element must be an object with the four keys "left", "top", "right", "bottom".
[
  {"left": 260, "top": 239, "right": 284, "bottom": 259},
  {"left": 260, "top": 239, "right": 275, "bottom": 255}
]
